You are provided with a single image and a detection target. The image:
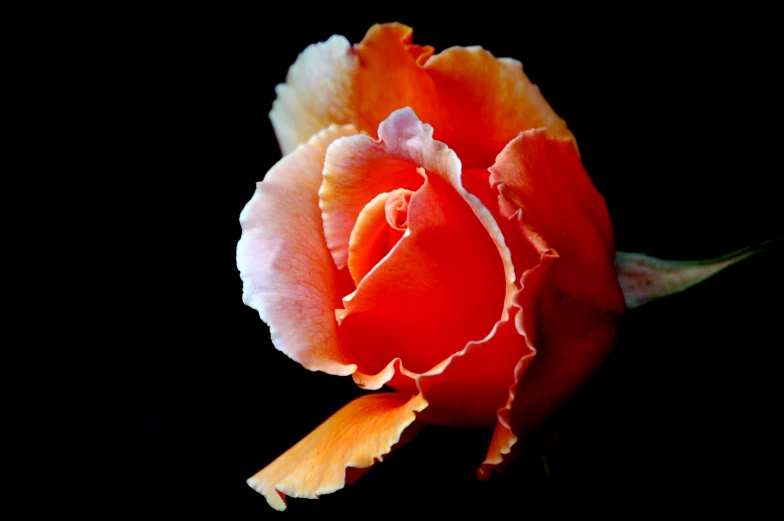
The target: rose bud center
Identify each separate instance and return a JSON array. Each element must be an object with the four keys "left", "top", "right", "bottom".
[
  {"left": 384, "top": 190, "right": 411, "bottom": 231},
  {"left": 346, "top": 187, "right": 416, "bottom": 287}
]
